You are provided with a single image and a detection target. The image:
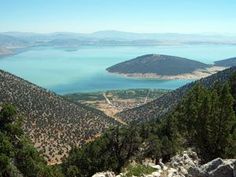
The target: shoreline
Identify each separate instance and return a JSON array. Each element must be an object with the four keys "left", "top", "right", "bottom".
[
  {"left": 107, "top": 66, "right": 227, "bottom": 80},
  {"left": 0, "top": 46, "right": 34, "bottom": 59}
]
